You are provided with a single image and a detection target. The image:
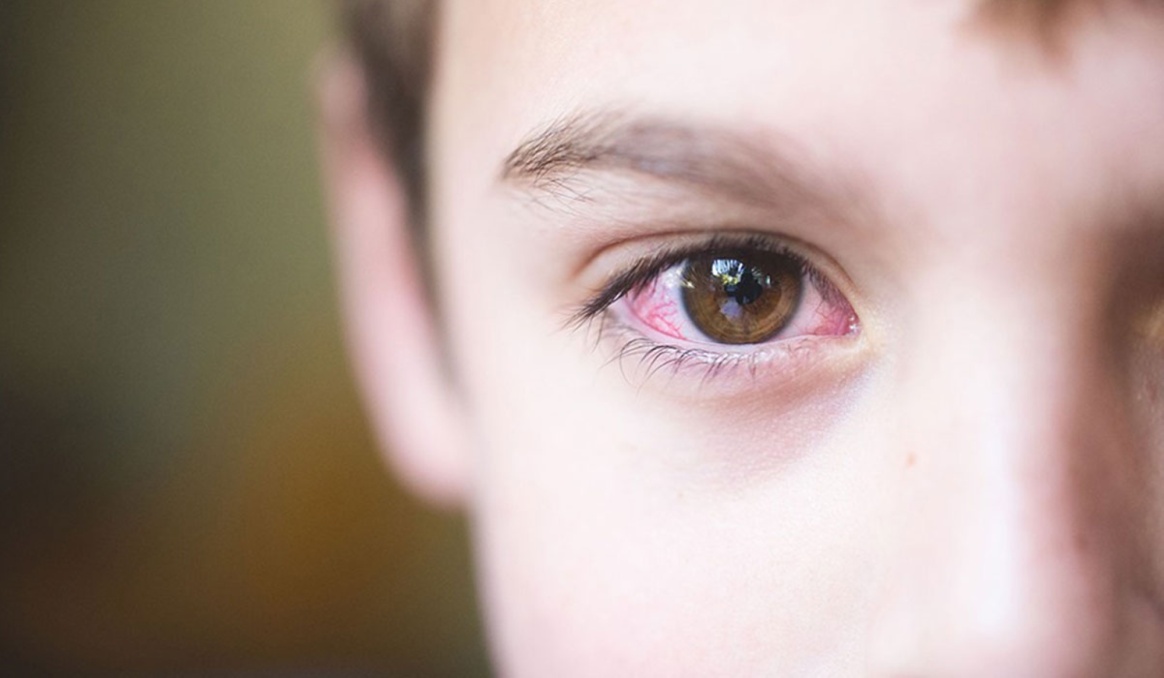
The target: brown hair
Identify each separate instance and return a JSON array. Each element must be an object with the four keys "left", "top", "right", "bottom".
[{"left": 342, "top": 0, "right": 437, "bottom": 231}]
